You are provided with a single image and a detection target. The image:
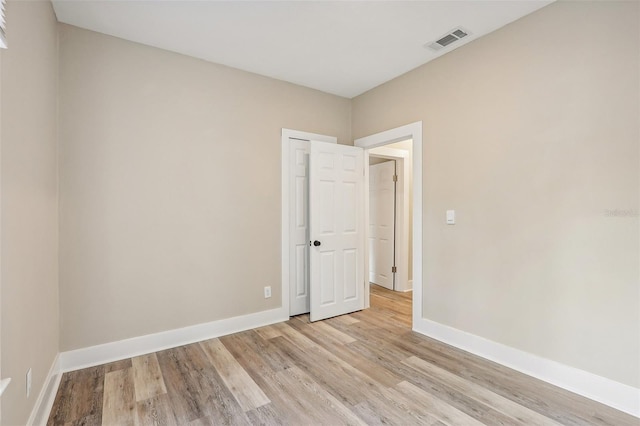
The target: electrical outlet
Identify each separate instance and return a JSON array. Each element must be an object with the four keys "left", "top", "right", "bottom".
[
  {"left": 264, "top": 286, "right": 272, "bottom": 298},
  {"left": 26, "top": 368, "right": 32, "bottom": 398}
]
